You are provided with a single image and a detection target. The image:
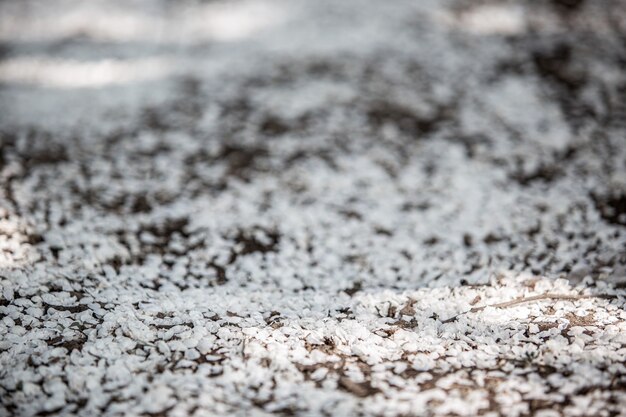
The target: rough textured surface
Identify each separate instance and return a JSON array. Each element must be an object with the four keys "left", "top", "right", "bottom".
[{"left": 1, "top": 0, "right": 626, "bottom": 416}]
